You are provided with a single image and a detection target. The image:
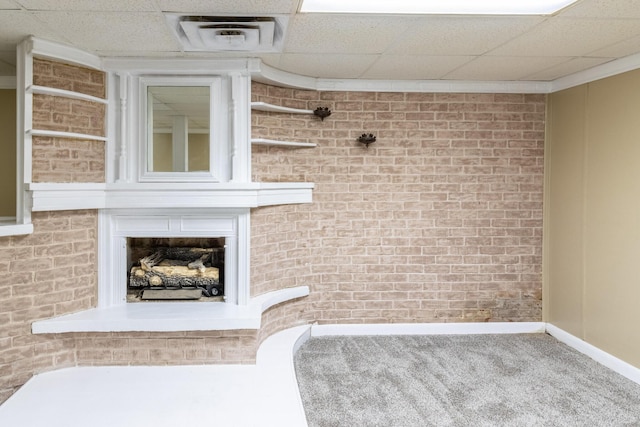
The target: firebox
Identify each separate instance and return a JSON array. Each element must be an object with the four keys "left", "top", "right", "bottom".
[{"left": 127, "top": 237, "right": 225, "bottom": 301}]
